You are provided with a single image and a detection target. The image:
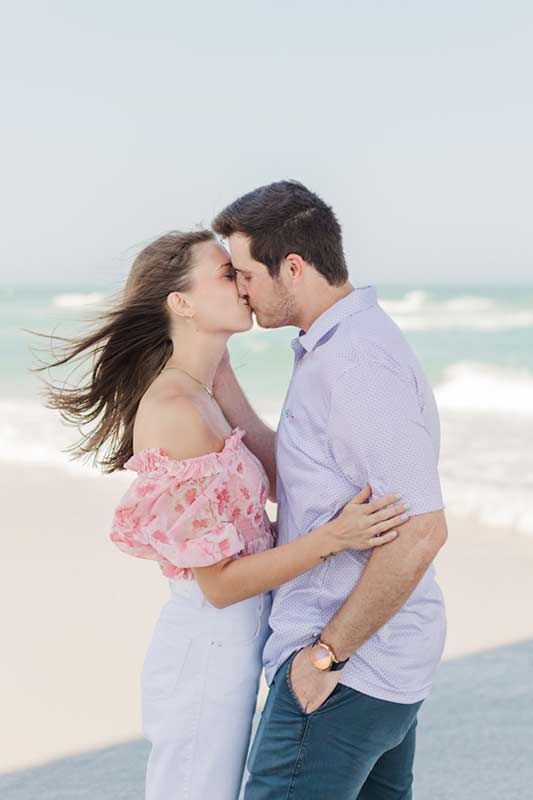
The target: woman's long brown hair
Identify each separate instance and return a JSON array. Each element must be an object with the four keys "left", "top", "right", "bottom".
[{"left": 29, "top": 229, "right": 215, "bottom": 473}]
